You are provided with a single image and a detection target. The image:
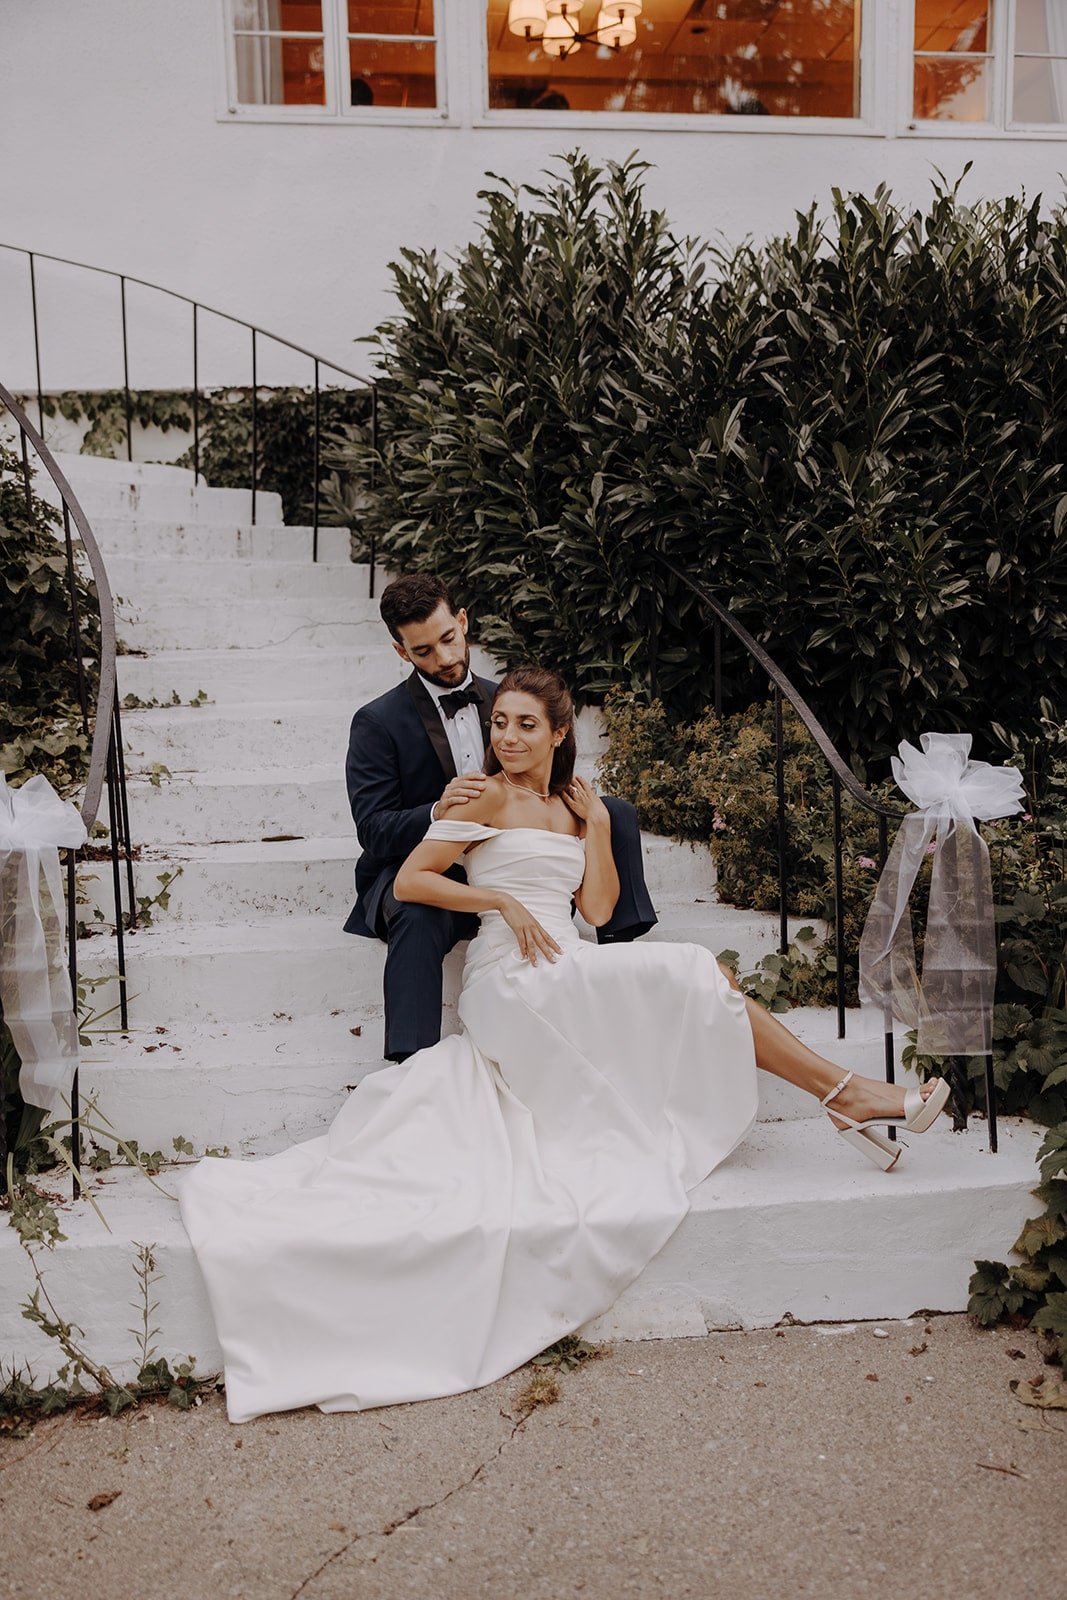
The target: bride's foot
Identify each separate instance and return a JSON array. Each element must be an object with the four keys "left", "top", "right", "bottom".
[
  {"left": 824, "top": 1073, "right": 943, "bottom": 1131},
  {"left": 820, "top": 1070, "right": 951, "bottom": 1171}
]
